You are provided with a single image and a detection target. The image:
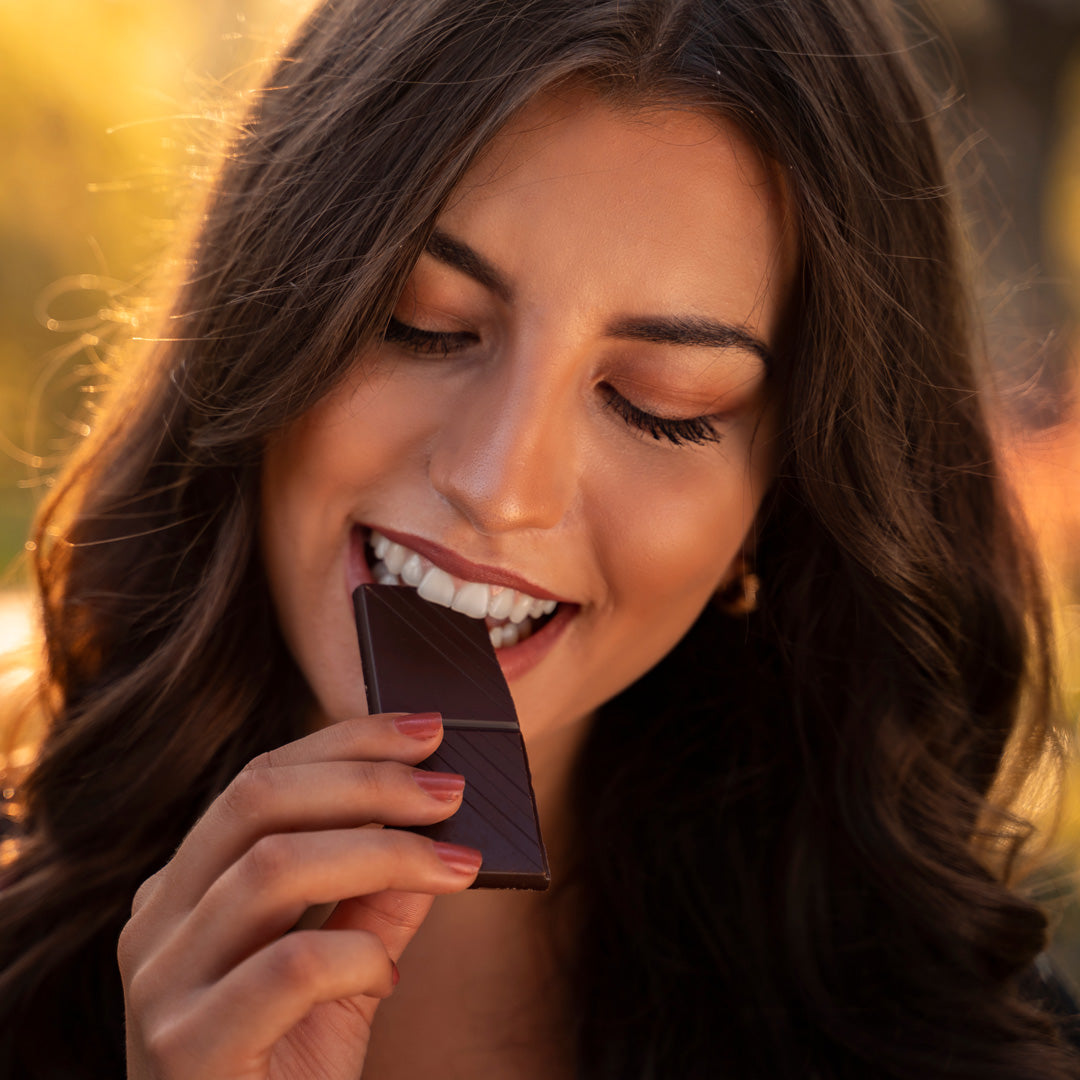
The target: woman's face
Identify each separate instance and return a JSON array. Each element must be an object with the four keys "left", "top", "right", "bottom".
[{"left": 261, "top": 91, "right": 794, "bottom": 739}]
